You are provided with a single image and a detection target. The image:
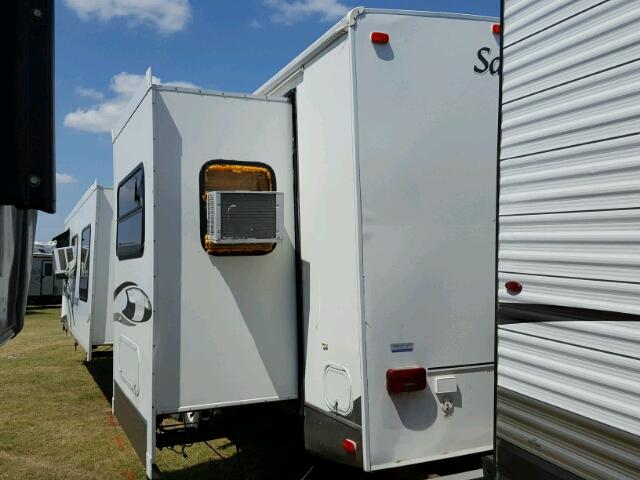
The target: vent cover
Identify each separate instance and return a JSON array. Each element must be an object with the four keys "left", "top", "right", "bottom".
[{"left": 206, "top": 191, "right": 283, "bottom": 244}]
